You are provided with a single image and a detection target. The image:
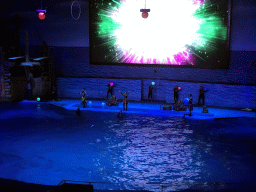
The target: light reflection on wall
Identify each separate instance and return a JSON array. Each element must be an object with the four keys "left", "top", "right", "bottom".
[{"left": 106, "top": 116, "right": 204, "bottom": 191}]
